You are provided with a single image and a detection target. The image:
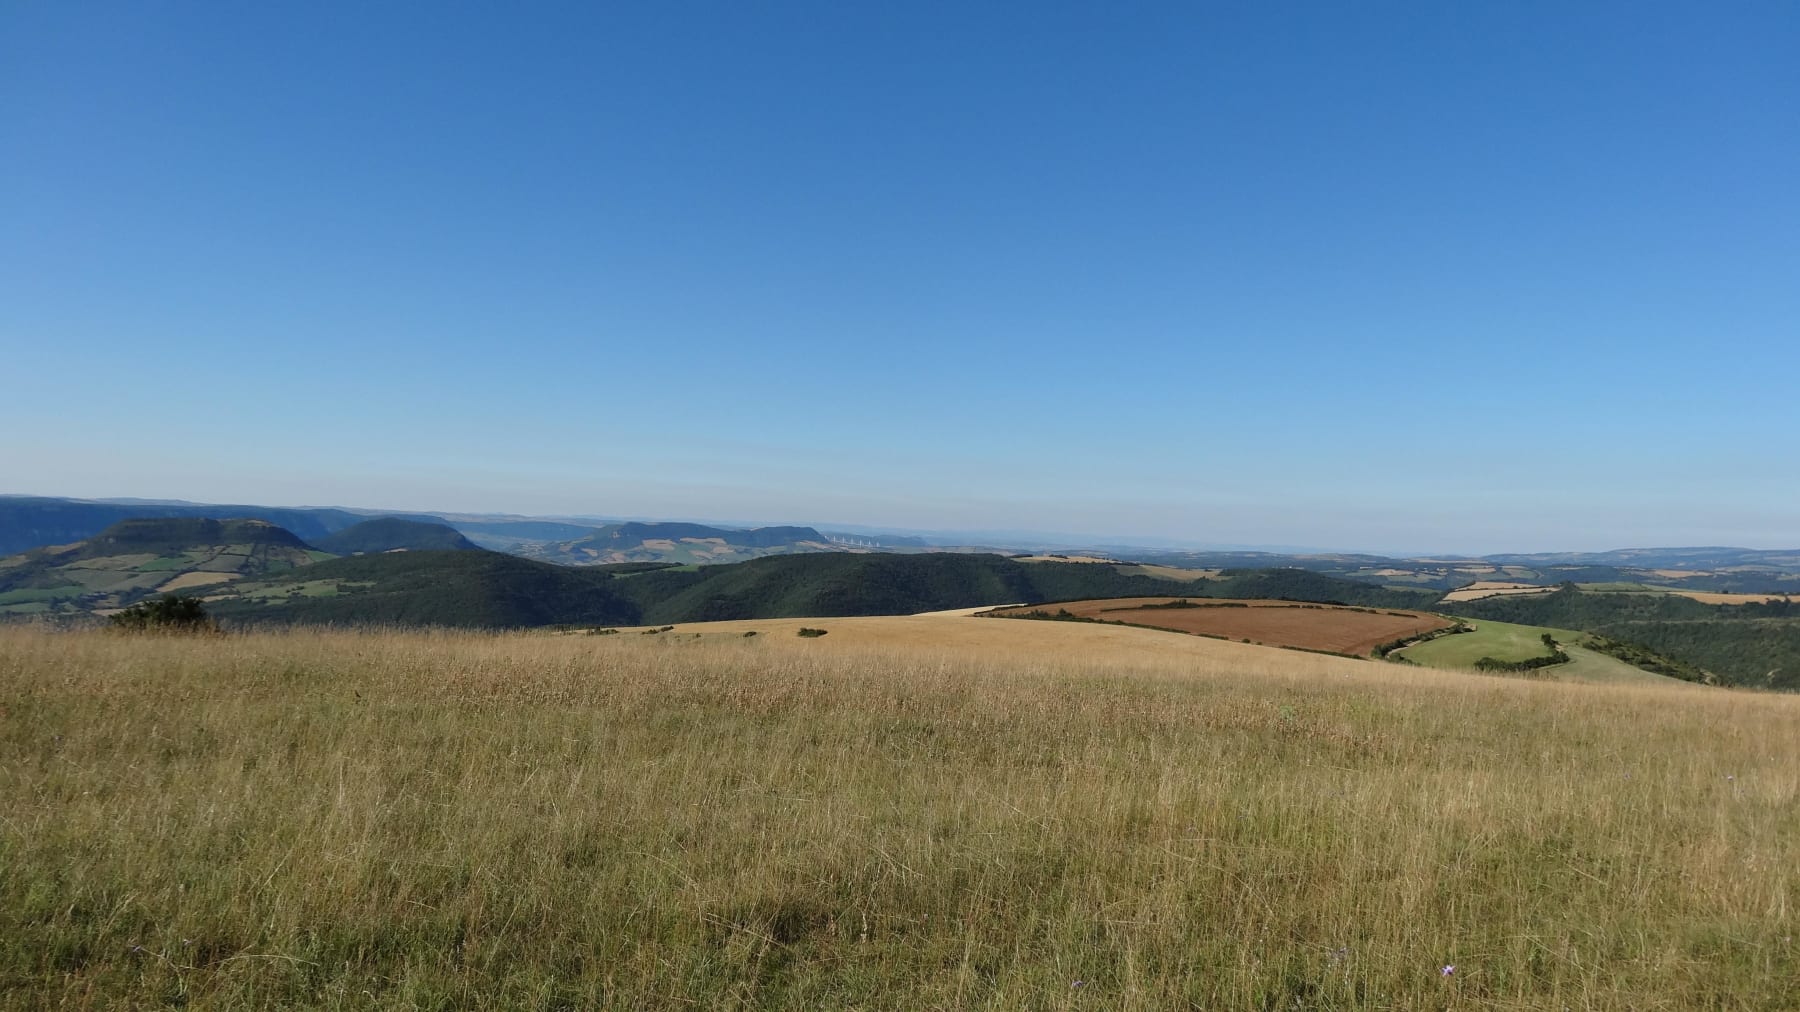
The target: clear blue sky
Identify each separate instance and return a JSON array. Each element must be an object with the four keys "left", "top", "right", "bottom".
[{"left": 3, "top": 2, "right": 1795, "bottom": 553}]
